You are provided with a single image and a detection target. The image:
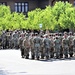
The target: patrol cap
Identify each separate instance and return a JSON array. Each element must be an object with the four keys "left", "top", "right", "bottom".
[
  {"left": 69, "top": 32, "right": 72, "bottom": 35},
  {"left": 64, "top": 32, "right": 67, "bottom": 35},
  {"left": 35, "top": 33, "right": 38, "bottom": 36}
]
